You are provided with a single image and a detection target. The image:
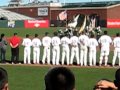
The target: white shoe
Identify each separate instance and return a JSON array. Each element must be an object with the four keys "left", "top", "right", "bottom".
[
  {"left": 18, "top": 63, "right": 21, "bottom": 64},
  {"left": 42, "top": 62, "right": 45, "bottom": 64},
  {"left": 12, "top": 62, "right": 14, "bottom": 64}
]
